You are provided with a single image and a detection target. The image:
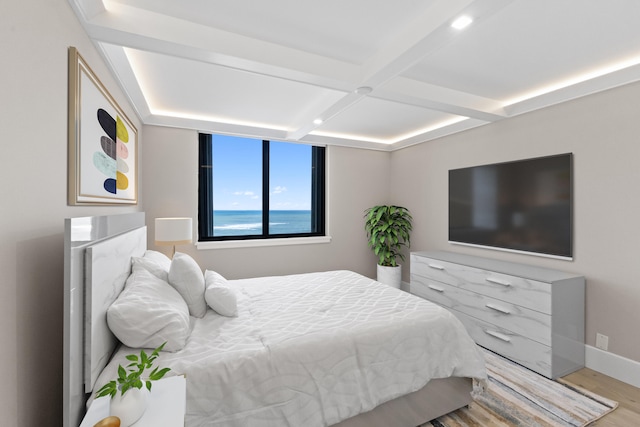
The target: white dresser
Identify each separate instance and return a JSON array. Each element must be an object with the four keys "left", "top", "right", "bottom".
[{"left": 410, "top": 251, "right": 585, "bottom": 379}]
